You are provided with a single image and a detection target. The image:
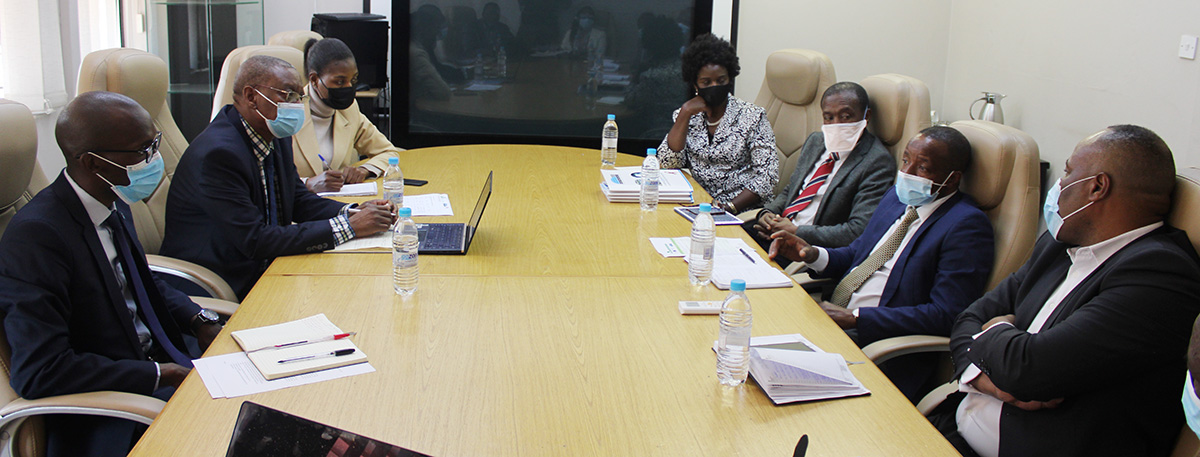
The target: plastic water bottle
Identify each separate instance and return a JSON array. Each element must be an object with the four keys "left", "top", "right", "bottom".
[
  {"left": 717, "top": 279, "right": 753, "bottom": 386},
  {"left": 639, "top": 148, "right": 659, "bottom": 211},
  {"left": 382, "top": 156, "right": 404, "bottom": 209},
  {"left": 392, "top": 207, "right": 419, "bottom": 296},
  {"left": 601, "top": 114, "right": 618, "bottom": 169},
  {"left": 688, "top": 203, "right": 715, "bottom": 285}
]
